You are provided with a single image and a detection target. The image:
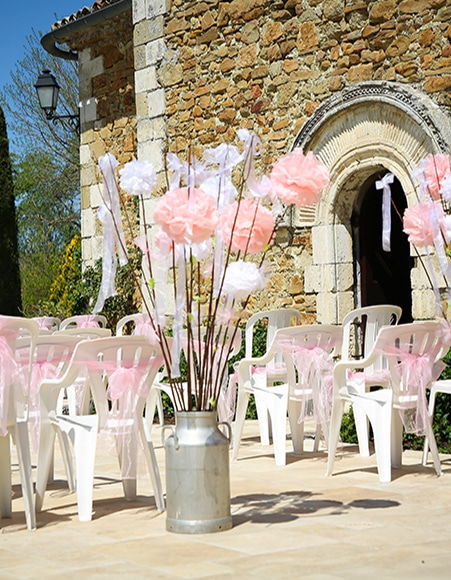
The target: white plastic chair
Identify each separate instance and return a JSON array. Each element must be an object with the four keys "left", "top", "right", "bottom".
[
  {"left": 340, "top": 305, "right": 402, "bottom": 457},
  {"left": 0, "top": 315, "right": 39, "bottom": 531},
  {"left": 327, "top": 321, "right": 444, "bottom": 483},
  {"left": 35, "top": 336, "right": 165, "bottom": 522},
  {"left": 15, "top": 333, "right": 84, "bottom": 492},
  {"left": 244, "top": 308, "right": 300, "bottom": 445},
  {"left": 233, "top": 324, "right": 342, "bottom": 466},
  {"left": 54, "top": 327, "right": 111, "bottom": 339},
  {"left": 59, "top": 314, "right": 108, "bottom": 330}
]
